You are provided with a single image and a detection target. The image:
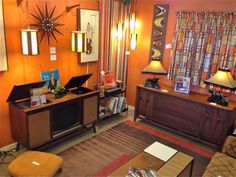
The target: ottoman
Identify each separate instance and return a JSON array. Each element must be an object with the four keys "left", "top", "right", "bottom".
[{"left": 8, "top": 151, "right": 63, "bottom": 177}]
